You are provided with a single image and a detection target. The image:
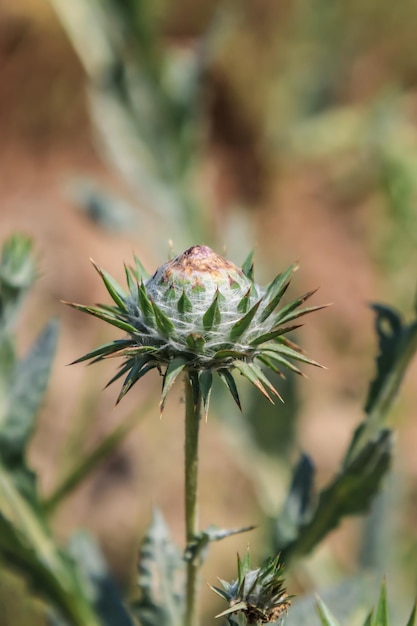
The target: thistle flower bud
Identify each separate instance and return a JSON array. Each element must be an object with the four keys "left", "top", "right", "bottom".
[
  {"left": 68, "top": 245, "right": 325, "bottom": 415},
  {"left": 210, "top": 551, "right": 292, "bottom": 624}
]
